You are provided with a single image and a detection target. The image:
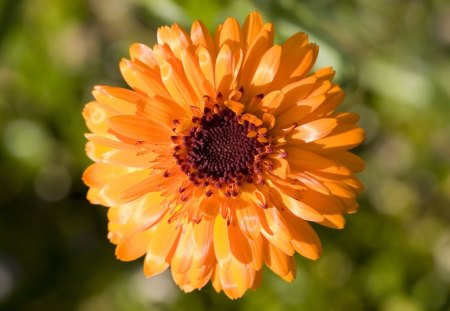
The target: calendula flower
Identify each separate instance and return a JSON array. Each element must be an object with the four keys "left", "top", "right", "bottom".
[{"left": 82, "top": 12, "right": 364, "bottom": 299}]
